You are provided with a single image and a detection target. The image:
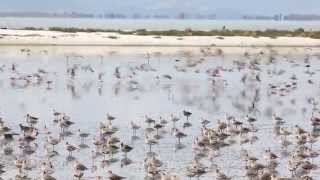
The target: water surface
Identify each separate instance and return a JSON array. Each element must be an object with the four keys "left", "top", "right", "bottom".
[
  {"left": 1, "top": 18, "right": 320, "bottom": 31},
  {"left": 0, "top": 46, "right": 320, "bottom": 179}
]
